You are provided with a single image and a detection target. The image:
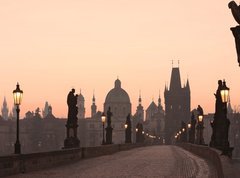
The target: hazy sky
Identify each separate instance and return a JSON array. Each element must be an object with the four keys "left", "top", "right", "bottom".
[{"left": 0, "top": 0, "right": 240, "bottom": 118}]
